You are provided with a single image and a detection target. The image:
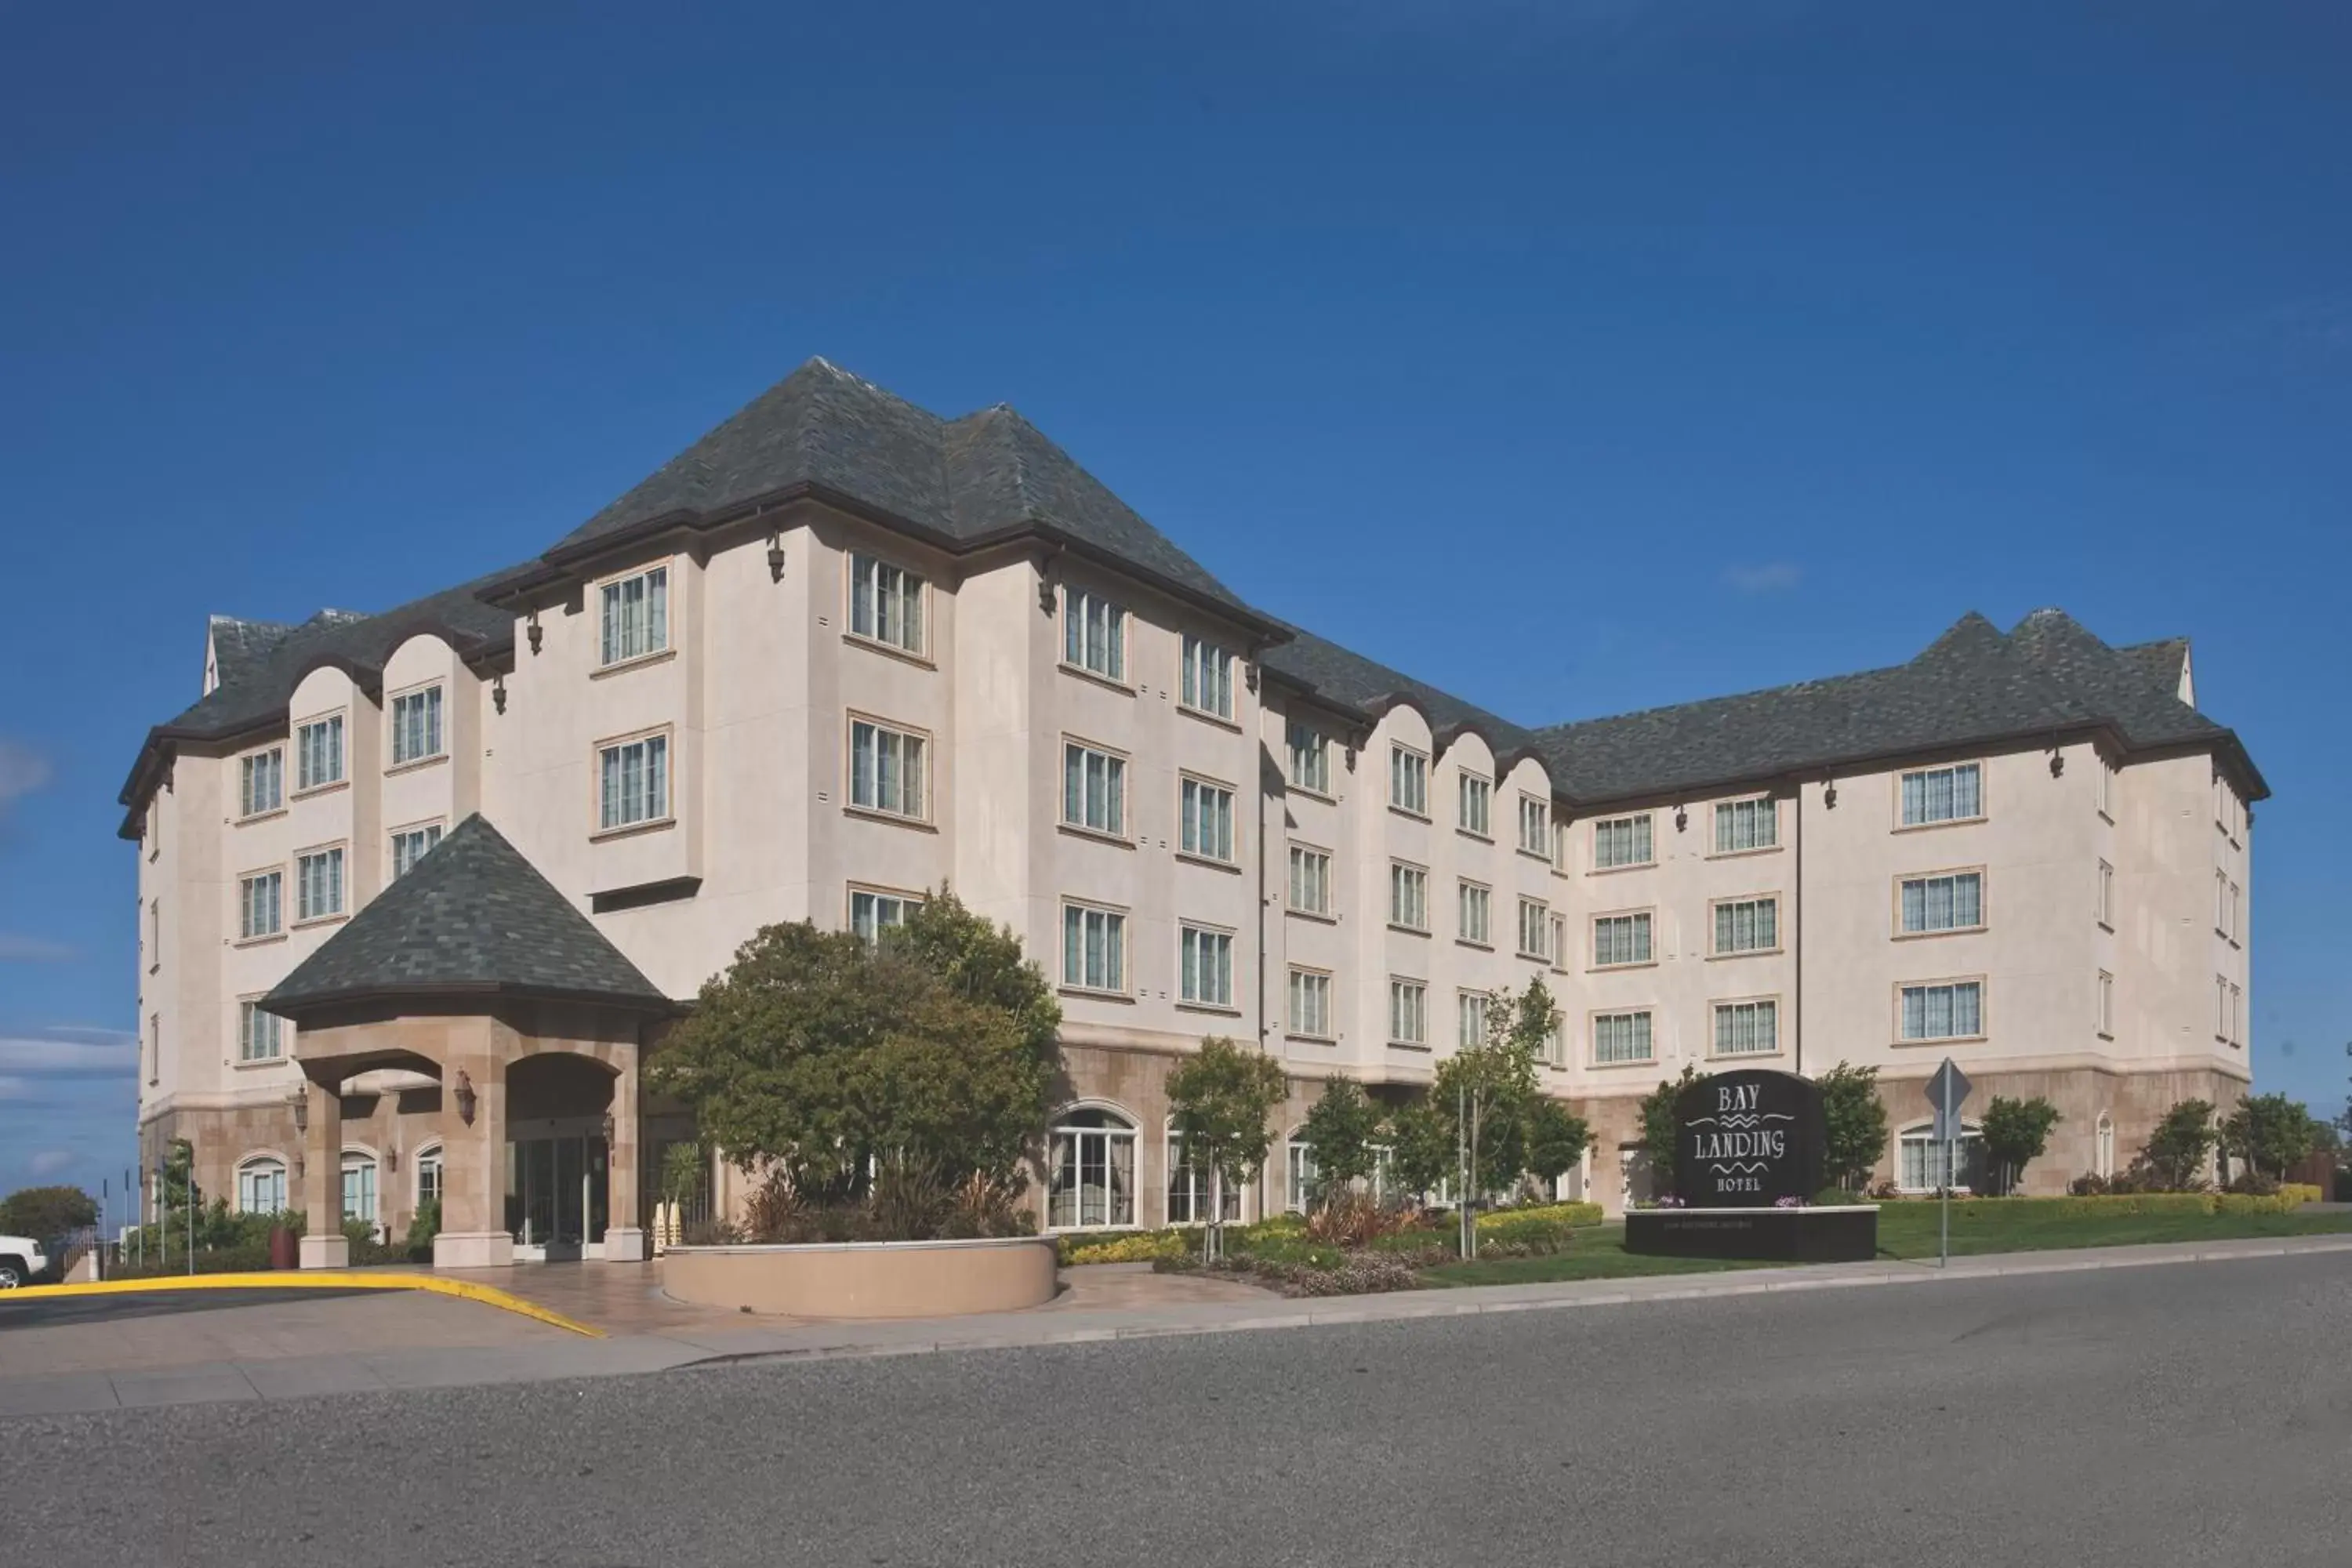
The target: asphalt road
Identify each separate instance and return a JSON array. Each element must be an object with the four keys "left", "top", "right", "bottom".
[{"left": 2, "top": 1251, "right": 2347, "bottom": 1568}]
